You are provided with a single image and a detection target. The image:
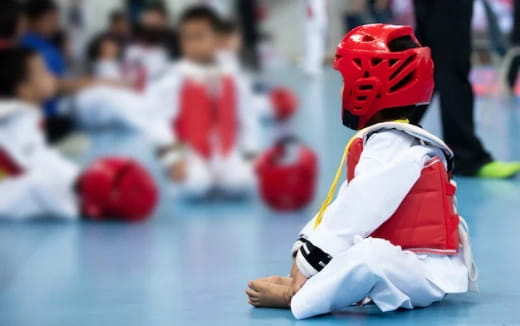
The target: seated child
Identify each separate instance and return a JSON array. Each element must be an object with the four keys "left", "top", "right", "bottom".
[
  {"left": 87, "top": 34, "right": 124, "bottom": 81},
  {"left": 215, "top": 19, "right": 297, "bottom": 122},
  {"left": 246, "top": 24, "right": 478, "bottom": 319},
  {"left": 146, "top": 6, "right": 259, "bottom": 198},
  {"left": 0, "top": 47, "right": 157, "bottom": 221},
  {"left": 122, "top": 2, "right": 175, "bottom": 91}
]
